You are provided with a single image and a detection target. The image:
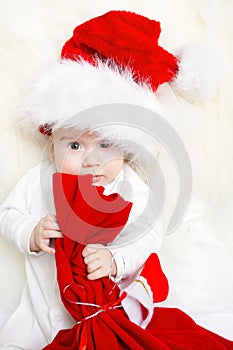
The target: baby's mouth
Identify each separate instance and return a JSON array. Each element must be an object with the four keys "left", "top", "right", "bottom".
[{"left": 92, "top": 175, "right": 104, "bottom": 183}]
